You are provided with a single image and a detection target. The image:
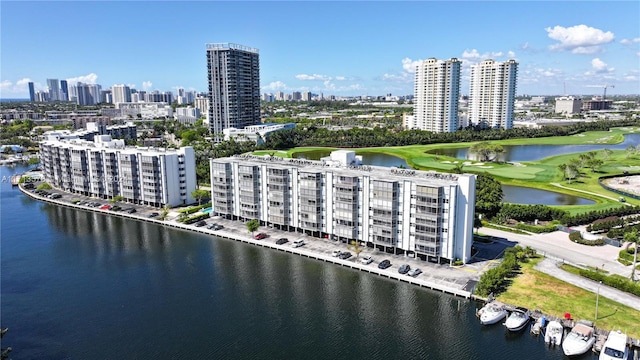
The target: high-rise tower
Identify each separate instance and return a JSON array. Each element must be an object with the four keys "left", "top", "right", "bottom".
[
  {"left": 112, "top": 84, "right": 132, "bottom": 104},
  {"left": 469, "top": 59, "right": 518, "bottom": 129},
  {"left": 206, "top": 43, "right": 260, "bottom": 142},
  {"left": 28, "top": 82, "right": 36, "bottom": 101},
  {"left": 412, "top": 58, "right": 461, "bottom": 133},
  {"left": 47, "top": 79, "right": 61, "bottom": 101}
]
